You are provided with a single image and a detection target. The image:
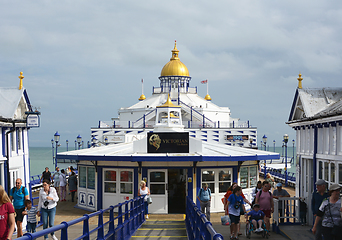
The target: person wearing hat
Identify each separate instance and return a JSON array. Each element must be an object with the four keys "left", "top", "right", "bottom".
[
  {"left": 272, "top": 182, "right": 290, "bottom": 223},
  {"left": 311, "top": 179, "right": 329, "bottom": 240},
  {"left": 246, "top": 204, "right": 265, "bottom": 233},
  {"left": 312, "top": 183, "right": 342, "bottom": 240},
  {"left": 197, "top": 183, "right": 211, "bottom": 221}
]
